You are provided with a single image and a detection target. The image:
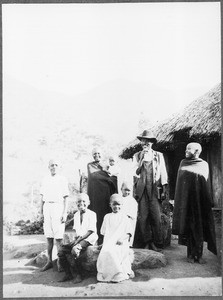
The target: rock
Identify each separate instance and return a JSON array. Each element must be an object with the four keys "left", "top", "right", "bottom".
[
  {"left": 26, "top": 252, "right": 39, "bottom": 259},
  {"left": 13, "top": 250, "right": 27, "bottom": 258},
  {"left": 35, "top": 250, "right": 48, "bottom": 266},
  {"left": 27, "top": 245, "right": 167, "bottom": 272},
  {"left": 26, "top": 246, "right": 58, "bottom": 267},
  {"left": 66, "top": 246, "right": 100, "bottom": 274},
  {"left": 64, "top": 246, "right": 166, "bottom": 274},
  {"left": 132, "top": 248, "right": 167, "bottom": 269}
]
